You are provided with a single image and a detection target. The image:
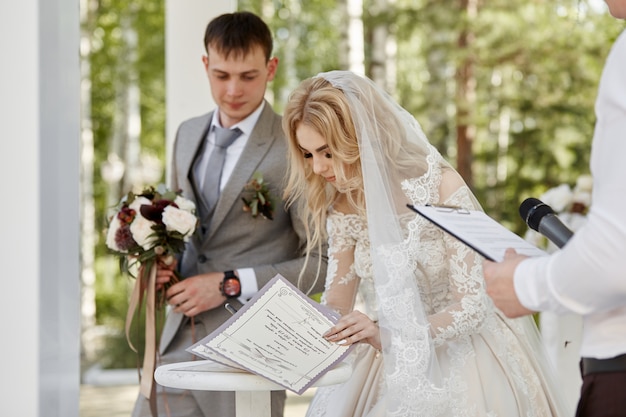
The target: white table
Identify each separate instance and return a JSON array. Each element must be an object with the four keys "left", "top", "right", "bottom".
[{"left": 154, "top": 360, "right": 351, "bottom": 417}]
